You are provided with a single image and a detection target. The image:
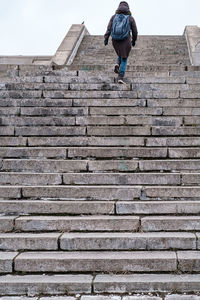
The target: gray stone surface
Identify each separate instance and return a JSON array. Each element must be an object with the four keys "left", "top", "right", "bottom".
[
  {"left": 165, "top": 295, "right": 200, "bottom": 299},
  {"left": 88, "top": 160, "right": 138, "bottom": 172},
  {"left": 14, "top": 251, "right": 177, "bottom": 272},
  {"left": 0, "top": 233, "right": 60, "bottom": 250},
  {"left": 169, "top": 148, "right": 200, "bottom": 158},
  {"left": 0, "top": 275, "right": 92, "bottom": 295},
  {"left": 60, "top": 232, "right": 196, "bottom": 250},
  {"left": 0, "top": 200, "right": 114, "bottom": 215},
  {"left": 141, "top": 216, "right": 200, "bottom": 231},
  {"left": 0, "top": 217, "right": 16, "bottom": 232},
  {"left": 0, "top": 252, "right": 18, "bottom": 273},
  {"left": 94, "top": 274, "right": 200, "bottom": 293},
  {"left": 139, "top": 160, "right": 200, "bottom": 171},
  {"left": 146, "top": 137, "right": 200, "bottom": 147},
  {"left": 116, "top": 201, "right": 200, "bottom": 215},
  {"left": 22, "top": 186, "right": 141, "bottom": 200},
  {"left": 87, "top": 126, "right": 150, "bottom": 136},
  {"left": 0, "top": 187, "right": 21, "bottom": 199},
  {"left": 15, "top": 216, "right": 139, "bottom": 232},
  {"left": 81, "top": 297, "right": 121, "bottom": 300},
  {"left": 0, "top": 173, "right": 62, "bottom": 186},
  {"left": 177, "top": 251, "right": 200, "bottom": 272},
  {"left": 145, "top": 187, "right": 200, "bottom": 198},
  {"left": 63, "top": 173, "right": 180, "bottom": 186},
  {"left": 0, "top": 148, "right": 66, "bottom": 159}
]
